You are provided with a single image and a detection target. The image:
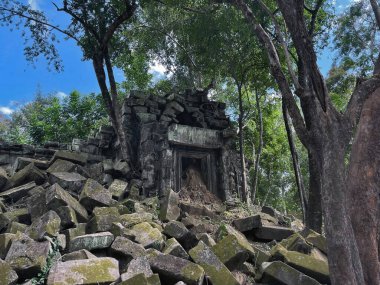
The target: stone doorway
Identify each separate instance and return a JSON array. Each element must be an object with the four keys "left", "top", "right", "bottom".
[{"left": 174, "top": 147, "right": 218, "bottom": 198}]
